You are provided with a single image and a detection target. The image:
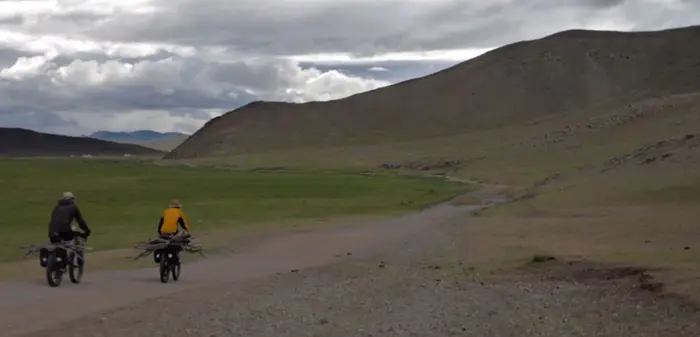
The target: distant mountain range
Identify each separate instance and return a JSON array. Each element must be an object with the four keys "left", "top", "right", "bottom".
[
  {"left": 88, "top": 130, "right": 190, "bottom": 152},
  {"left": 90, "top": 130, "right": 189, "bottom": 143}
]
